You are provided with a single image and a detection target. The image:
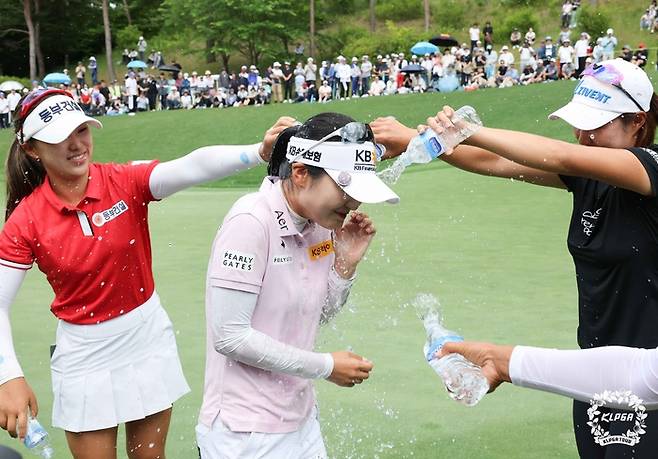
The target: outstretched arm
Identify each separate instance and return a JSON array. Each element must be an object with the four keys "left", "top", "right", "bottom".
[
  {"left": 370, "top": 116, "right": 565, "bottom": 188},
  {"left": 149, "top": 116, "right": 297, "bottom": 199},
  {"left": 440, "top": 341, "right": 658, "bottom": 410},
  {"left": 429, "top": 106, "right": 652, "bottom": 195}
]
